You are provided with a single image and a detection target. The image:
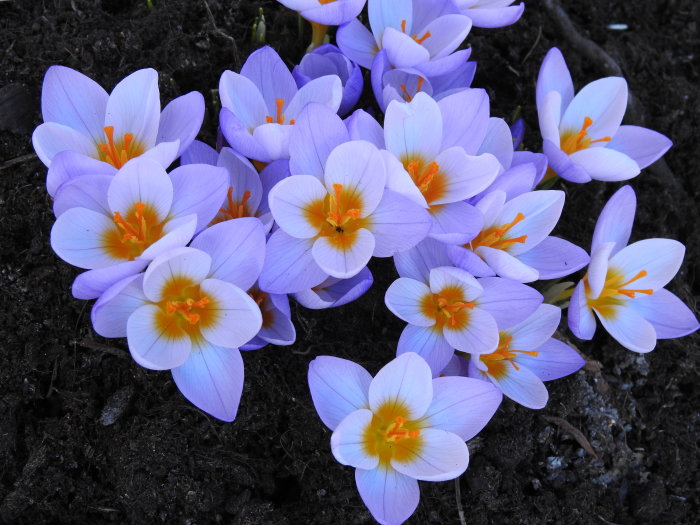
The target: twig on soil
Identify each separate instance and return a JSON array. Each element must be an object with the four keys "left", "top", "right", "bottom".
[
  {"left": 542, "top": 415, "right": 599, "bottom": 459},
  {"left": 71, "top": 338, "right": 130, "bottom": 360},
  {"left": 0, "top": 153, "right": 37, "bottom": 171},
  {"left": 454, "top": 478, "right": 467, "bottom": 525},
  {"left": 555, "top": 330, "right": 609, "bottom": 395},
  {"left": 202, "top": 0, "right": 240, "bottom": 68},
  {"left": 521, "top": 25, "right": 542, "bottom": 65}
]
